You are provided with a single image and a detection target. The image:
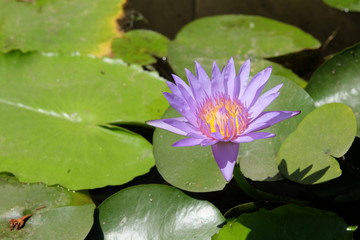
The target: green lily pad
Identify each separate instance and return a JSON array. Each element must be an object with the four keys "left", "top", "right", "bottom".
[
  {"left": 277, "top": 103, "right": 357, "bottom": 184},
  {"left": 99, "top": 184, "right": 225, "bottom": 240},
  {"left": 238, "top": 76, "right": 315, "bottom": 181},
  {"left": 306, "top": 43, "right": 360, "bottom": 137},
  {"left": 213, "top": 204, "right": 354, "bottom": 240},
  {"left": 152, "top": 75, "right": 314, "bottom": 192},
  {"left": 112, "top": 29, "right": 170, "bottom": 65},
  {"left": 322, "top": 0, "right": 360, "bottom": 12},
  {"left": 0, "top": 52, "right": 168, "bottom": 190},
  {"left": 0, "top": 174, "right": 95, "bottom": 239},
  {"left": 168, "top": 14, "right": 320, "bottom": 87},
  {"left": 0, "top": 0, "right": 123, "bottom": 55}
]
